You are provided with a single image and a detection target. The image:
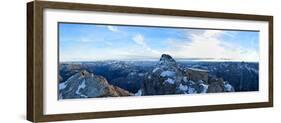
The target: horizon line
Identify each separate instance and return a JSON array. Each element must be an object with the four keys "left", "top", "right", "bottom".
[{"left": 60, "top": 58, "right": 259, "bottom": 63}]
